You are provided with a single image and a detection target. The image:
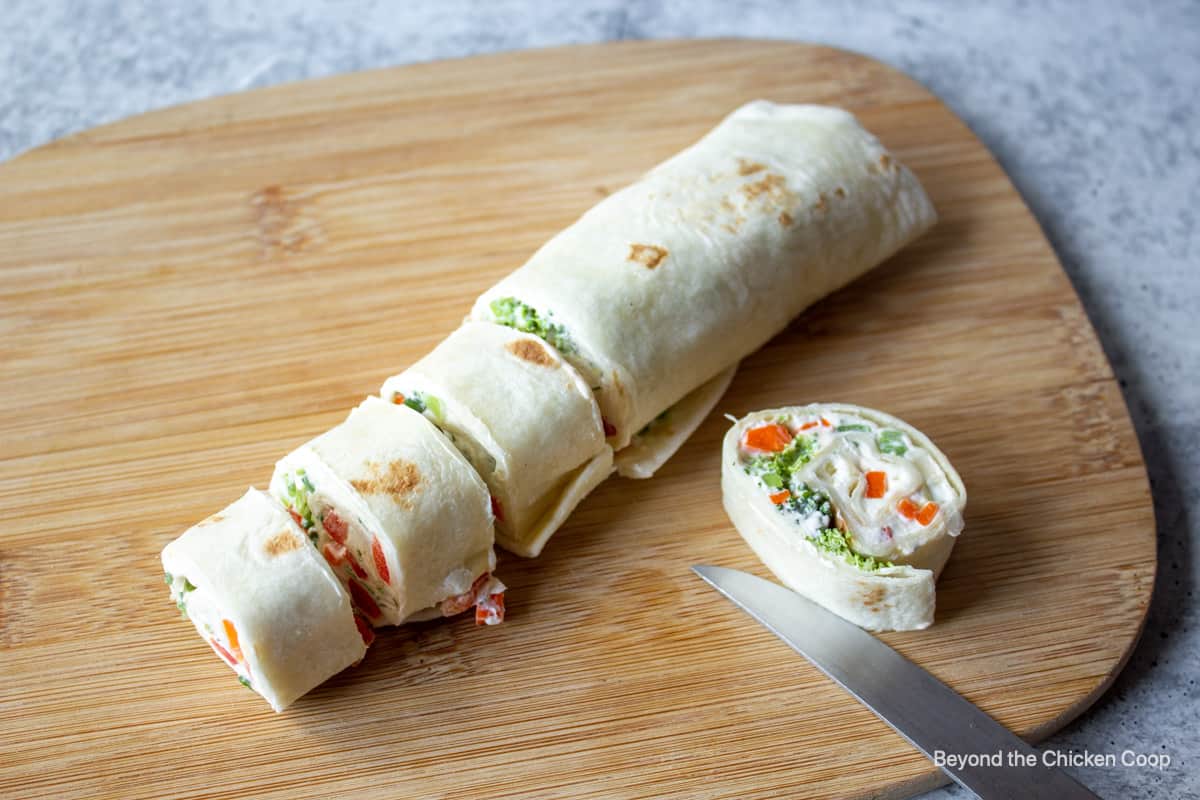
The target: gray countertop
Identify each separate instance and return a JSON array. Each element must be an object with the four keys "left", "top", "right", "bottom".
[{"left": 3, "top": 1, "right": 1195, "bottom": 797}]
